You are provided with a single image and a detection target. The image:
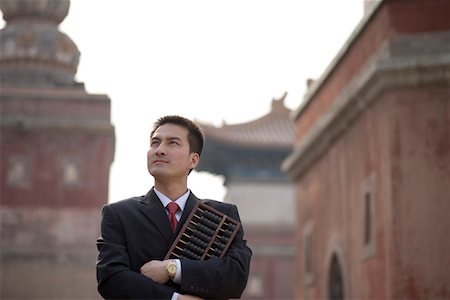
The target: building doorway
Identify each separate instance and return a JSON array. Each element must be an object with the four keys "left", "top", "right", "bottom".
[{"left": 328, "top": 253, "right": 345, "bottom": 300}]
